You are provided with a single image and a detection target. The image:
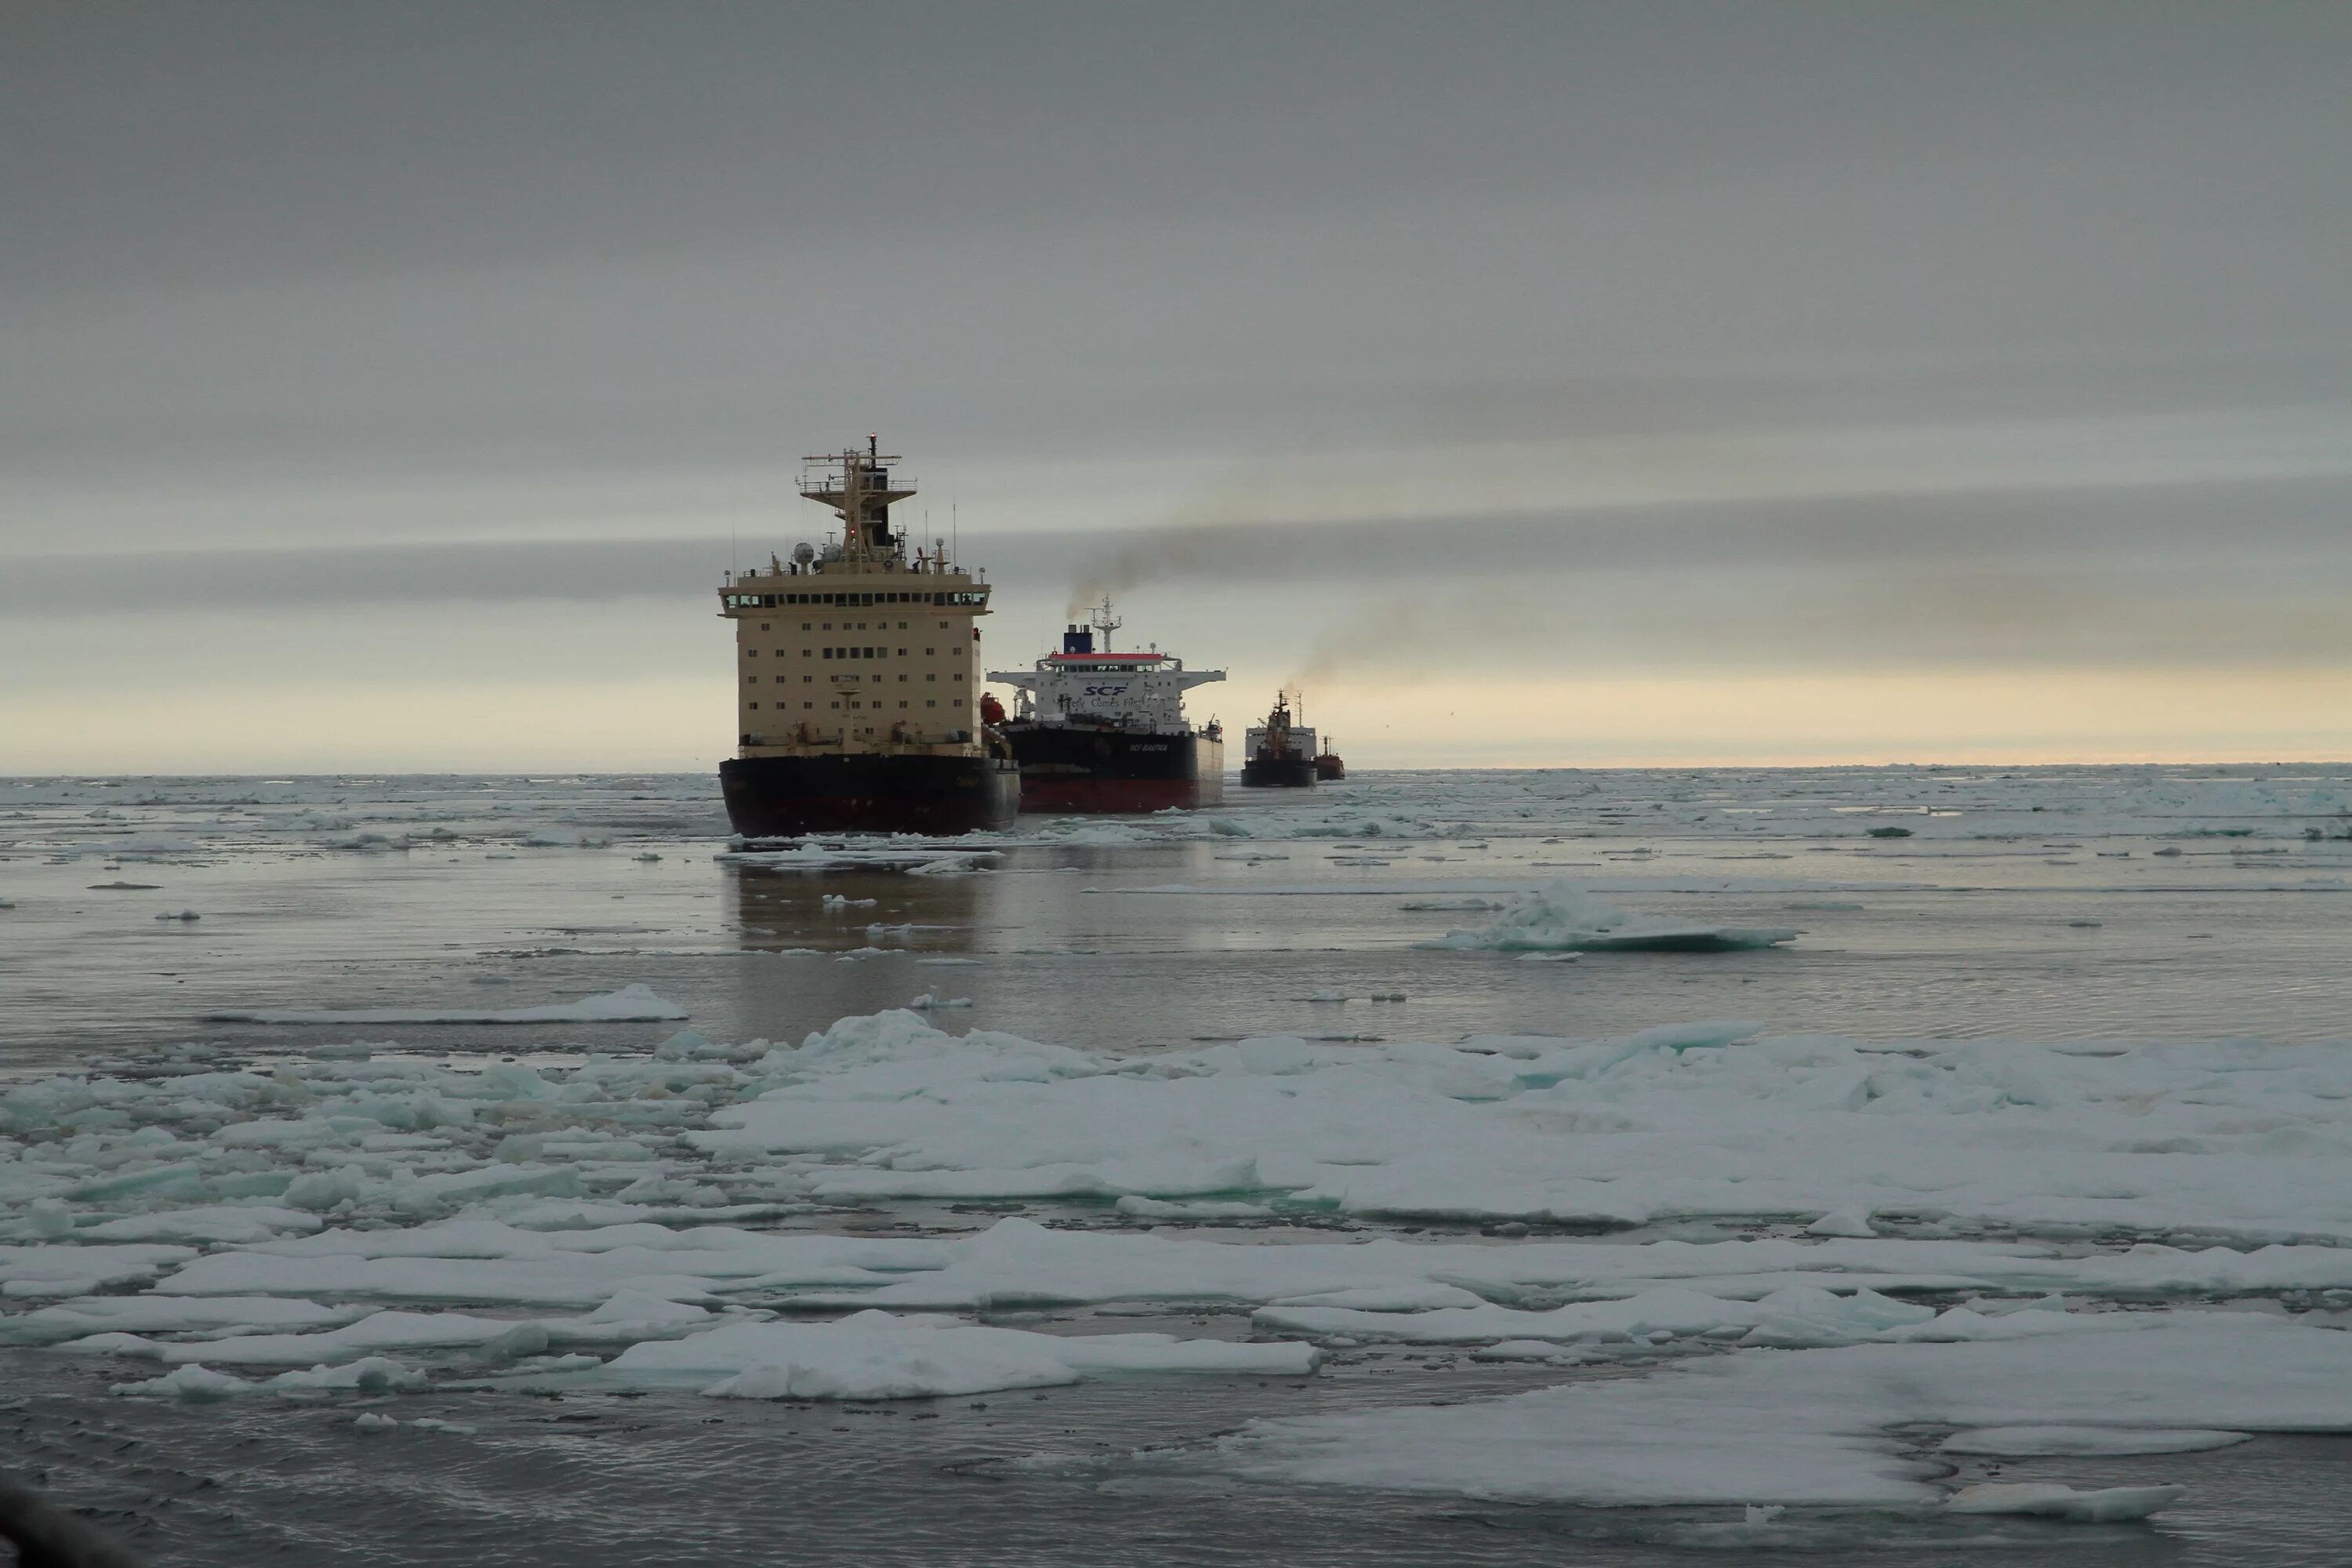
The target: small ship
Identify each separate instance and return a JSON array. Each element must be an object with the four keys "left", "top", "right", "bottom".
[
  {"left": 1241, "top": 691, "right": 1319, "bottom": 788},
  {"left": 985, "top": 598, "right": 1227, "bottom": 812},
  {"left": 716, "top": 439, "right": 1020, "bottom": 836}
]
